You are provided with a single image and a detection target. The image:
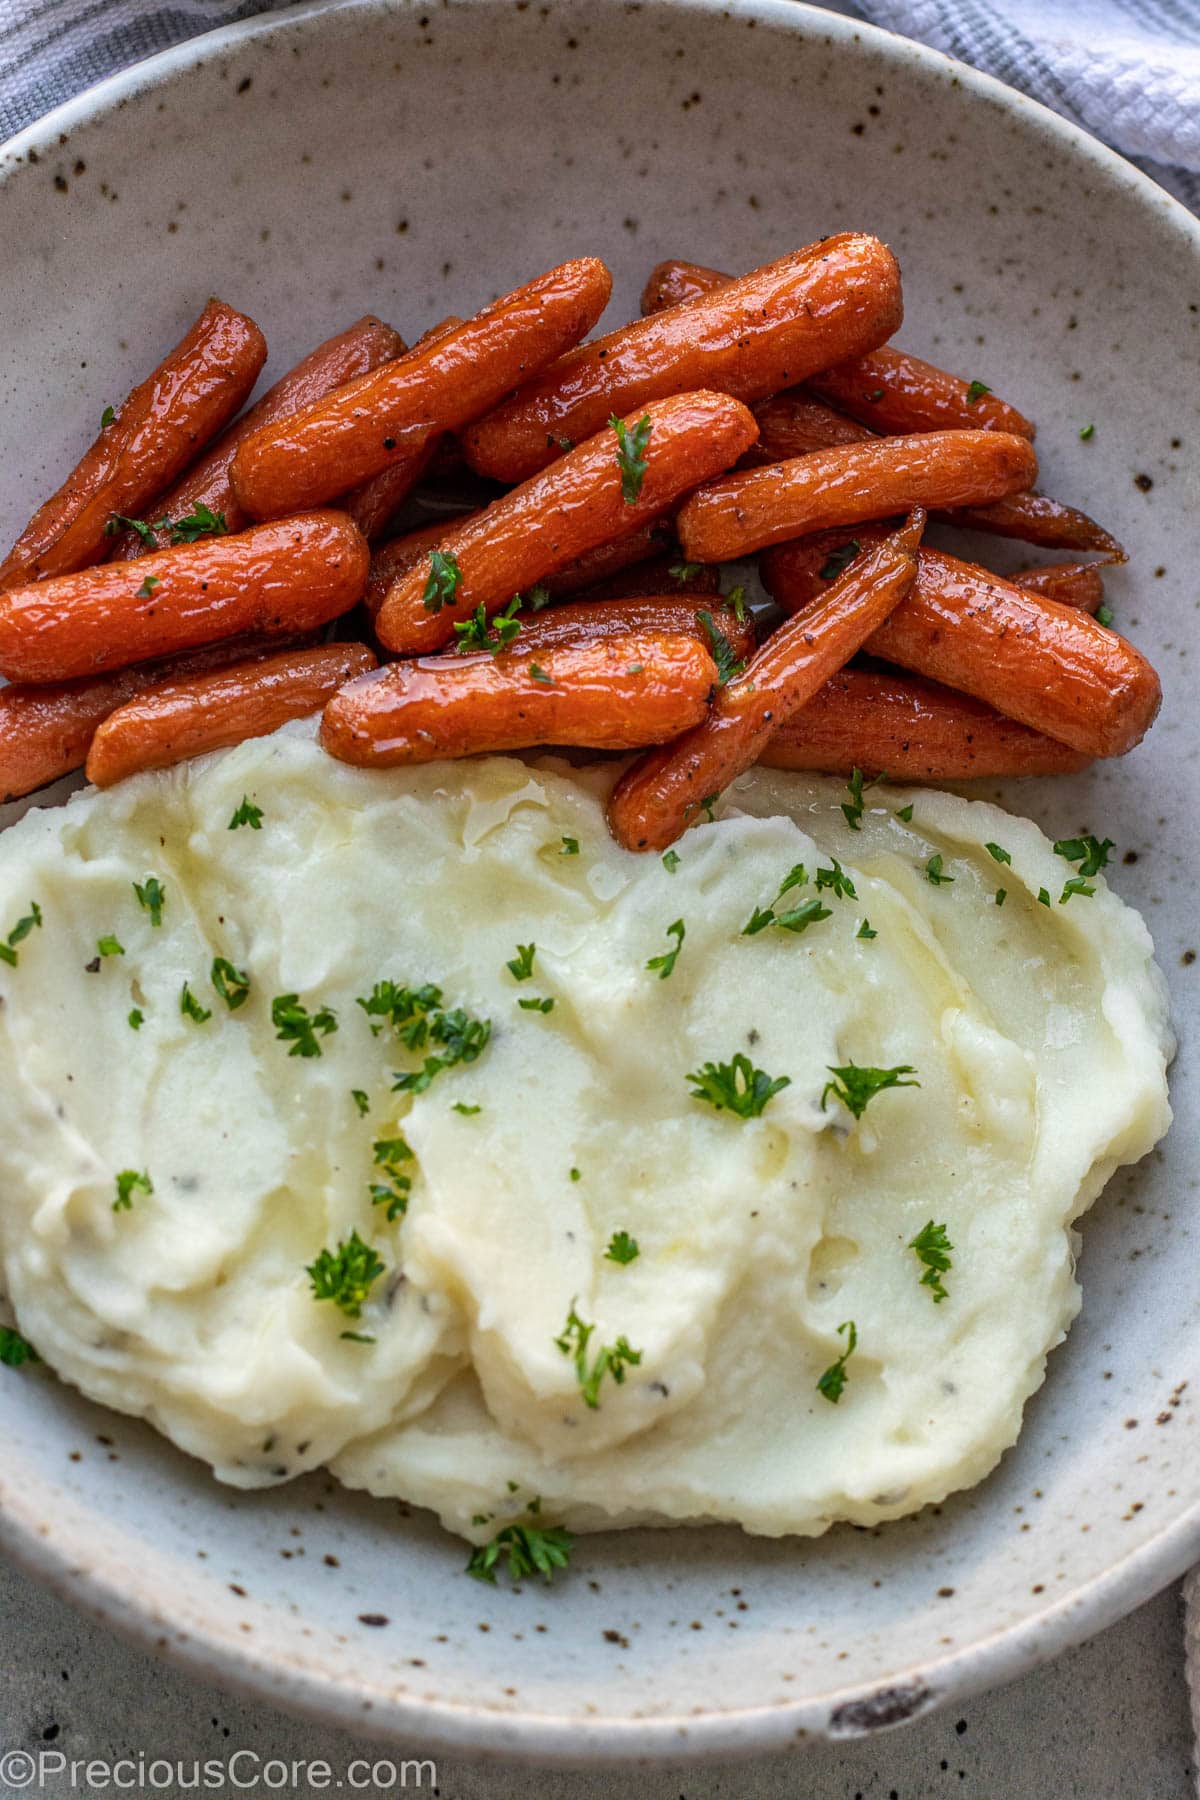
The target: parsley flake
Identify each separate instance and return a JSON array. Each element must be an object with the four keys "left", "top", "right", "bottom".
[
  {"left": 925, "top": 854, "right": 955, "bottom": 886},
  {"left": 555, "top": 1305, "right": 643, "bottom": 1408},
  {"left": 817, "top": 1320, "right": 857, "bottom": 1404},
  {"left": 357, "top": 979, "right": 442, "bottom": 1046},
  {"left": 696, "top": 609, "right": 745, "bottom": 686},
  {"left": 965, "top": 379, "right": 991, "bottom": 405},
  {"left": 453, "top": 597, "right": 521, "bottom": 655},
  {"left": 0, "top": 1325, "right": 40, "bottom": 1368},
  {"left": 133, "top": 875, "right": 166, "bottom": 923},
  {"left": 1079, "top": 423, "right": 1095, "bottom": 441},
  {"left": 1054, "top": 835, "right": 1113, "bottom": 879},
  {"left": 422, "top": 548, "right": 463, "bottom": 614},
  {"left": 392, "top": 1006, "right": 491, "bottom": 1092},
  {"left": 725, "top": 583, "right": 748, "bottom": 623},
  {"left": 1037, "top": 887, "right": 1052, "bottom": 907},
  {"left": 212, "top": 956, "right": 251, "bottom": 1011},
  {"left": 646, "top": 918, "right": 685, "bottom": 979},
  {"left": 156, "top": 502, "right": 228, "bottom": 543},
  {"left": 128, "top": 1008, "right": 144, "bottom": 1029},
  {"left": 773, "top": 897, "right": 833, "bottom": 935},
  {"left": 662, "top": 849, "right": 681, "bottom": 873},
  {"left": 229, "top": 796, "right": 263, "bottom": 831},
  {"left": 467, "top": 1522, "right": 573, "bottom": 1586},
  {"left": 610, "top": 412, "right": 652, "bottom": 504},
  {"left": 0, "top": 900, "right": 42, "bottom": 967},
  {"left": 452, "top": 1101, "right": 482, "bottom": 1116},
  {"left": 819, "top": 539, "right": 861, "bottom": 582},
  {"left": 995, "top": 888, "right": 1008, "bottom": 907},
  {"left": 351, "top": 1089, "right": 371, "bottom": 1117},
  {"left": 985, "top": 842, "right": 1012, "bottom": 866},
  {"left": 815, "top": 860, "right": 857, "bottom": 901},
  {"left": 1096, "top": 603, "right": 1115, "bottom": 628},
  {"left": 688, "top": 1054, "right": 790, "bottom": 1118},
  {"left": 909, "top": 1220, "right": 953, "bottom": 1302},
  {"left": 506, "top": 943, "right": 536, "bottom": 982},
  {"left": 135, "top": 574, "right": 160, "bottom": 599},
  {"left": 271, "top": 993, "right": 337, "bottom": 1056},
  {"left": 1060, "top": 876, "right": 1097, "bottom": 903},
  {"left": 529, "top": 662, "right": 553, "bottom": 686},
  {"left": 307, "top": 1230, "right": 385, "bottom": 1317},
  {"left": 605, "top": 1231, "right": 640, "bottom": 1265},
  {"left": 518, "top": 996, "right": 555, "bottom": 1013},
  {"left": 114, "top": 1168, "right": 152, "bottom": 1212},
  {"left": 841, "top": 767, "right": 881, "bottom": 831},
  {"left": 857, "top": 920, "right": 877, "bottom": 940},
  {"left": 560, "top": 836, "right": 580, "bottom": 856},
  {"left": 895, "top": 804, "right": 914, "bottom": 822},
  {"left": 97, "top": 934, "right": 124, "bottom": 958},
  {"left": 100, "top": 404, "right": 116, "bottom": 428},
  {"left": 180, "top": 981, "right": 212, "bottom": 1024},
  {"left": 104, "top": 513, "right": 157, "bottom": 546},
  {"left": 669, "top": 561, "right": 703, "bottom": 584},
  {"left": 371, "top": 1134, "right": 415, "bottom": 1221},
  {"left": 822, "top": 1061, "right": 919, "bottom": 1120}
]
